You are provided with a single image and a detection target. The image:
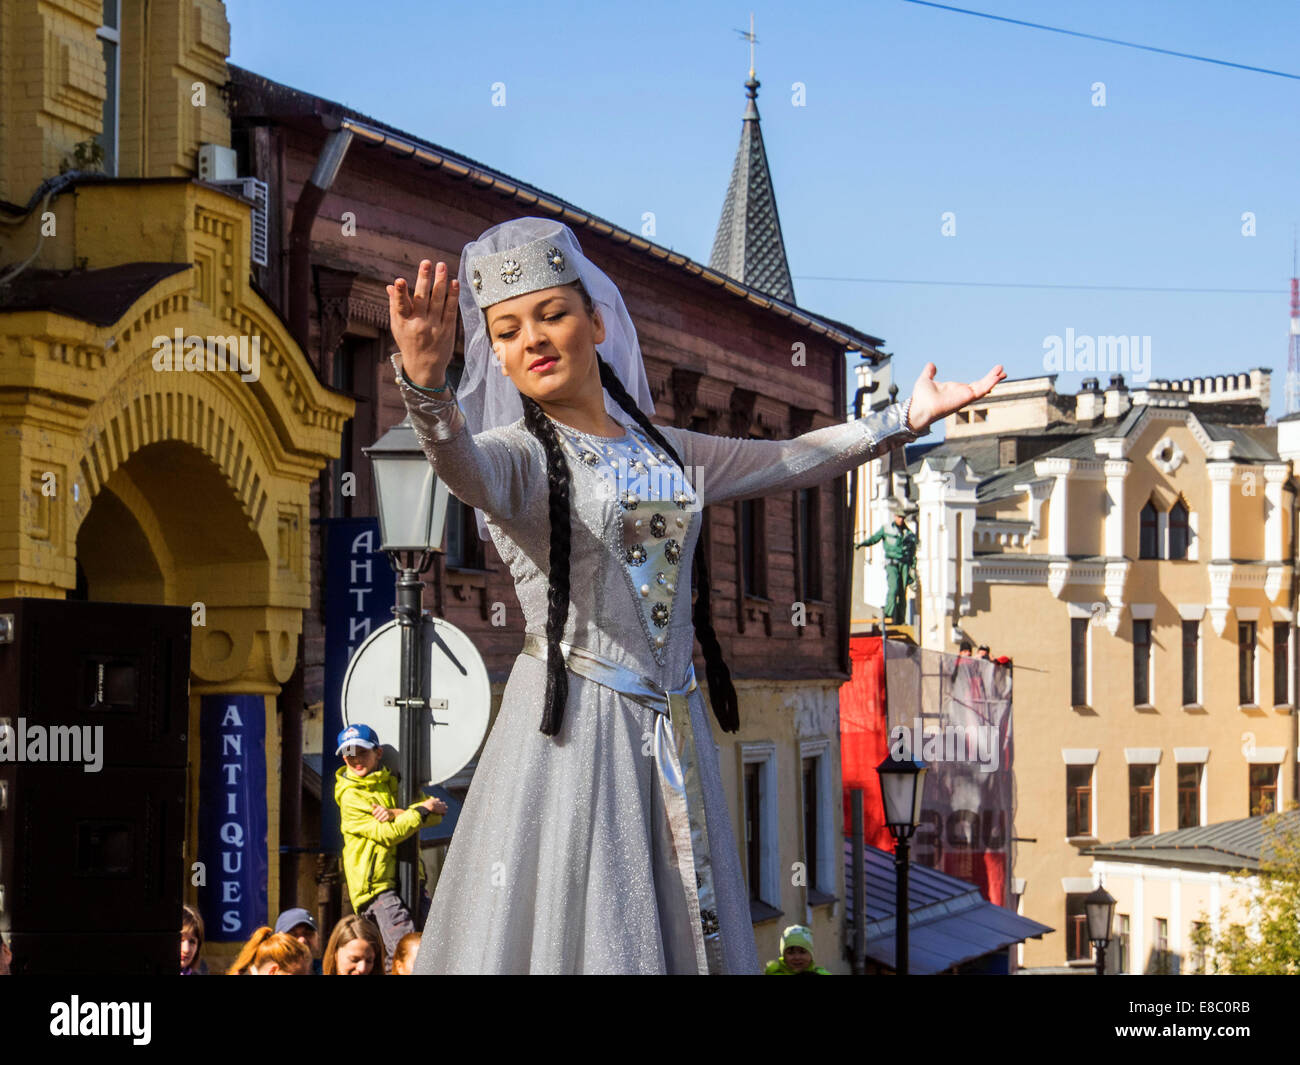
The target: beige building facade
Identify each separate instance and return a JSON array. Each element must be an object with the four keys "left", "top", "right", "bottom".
[
  {"left": 1086, "top": 810, "right": 1300, "bottom": 974},
  {"left": 866, "top": 369, "right": 1299, "bottom": 968}
]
